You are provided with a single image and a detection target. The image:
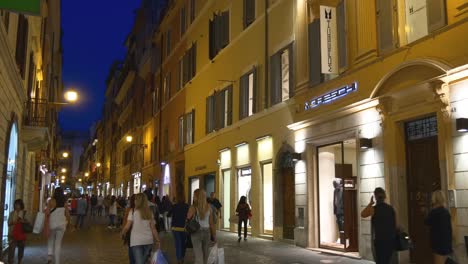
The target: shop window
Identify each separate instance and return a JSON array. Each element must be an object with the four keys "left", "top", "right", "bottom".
[
  {"left": 222, "top": 170, "right": 231, "bottom": 229},
  {"left": 238, "top": 167, "right": 252, "bottom": 205},
  {"left": 317, "top": 140, "right": 358, "bottom": 252},
  {"left": 209, "top": 11, "right": 230, "bottom": 60},
  {"left": 243, "top": 0, "right": 256, "bottom": 29},
  {"left": 404, "top": 0, "right": 446, "bottom": 43},
  {"left": 270, "top": 45, "right": 293, "bottom": 106},
  {"left": 263, "top": 163, "right": 273, "bottom": 233},
  {"left": 239, "top": 69, "right": 256, "bottom": 119}
]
